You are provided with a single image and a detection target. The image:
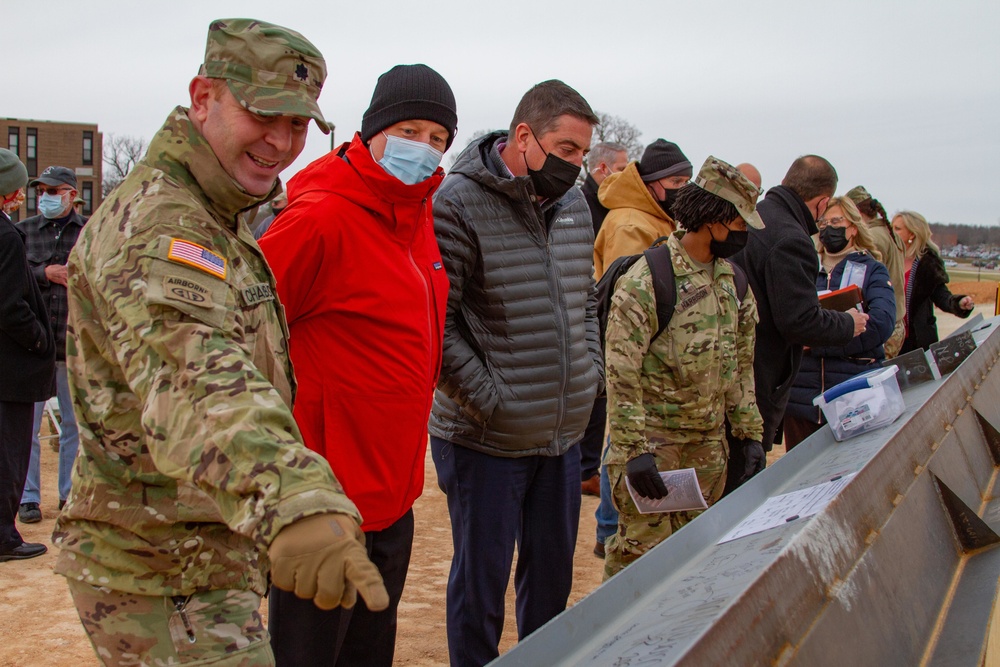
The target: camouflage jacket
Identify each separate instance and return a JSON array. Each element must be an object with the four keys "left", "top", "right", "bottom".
[
  {"left": 605, "top": 233, "right": 763, "bottom": 465},
  {"left": 53, "top": 107, "right": 360, "bottom": 597}
]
